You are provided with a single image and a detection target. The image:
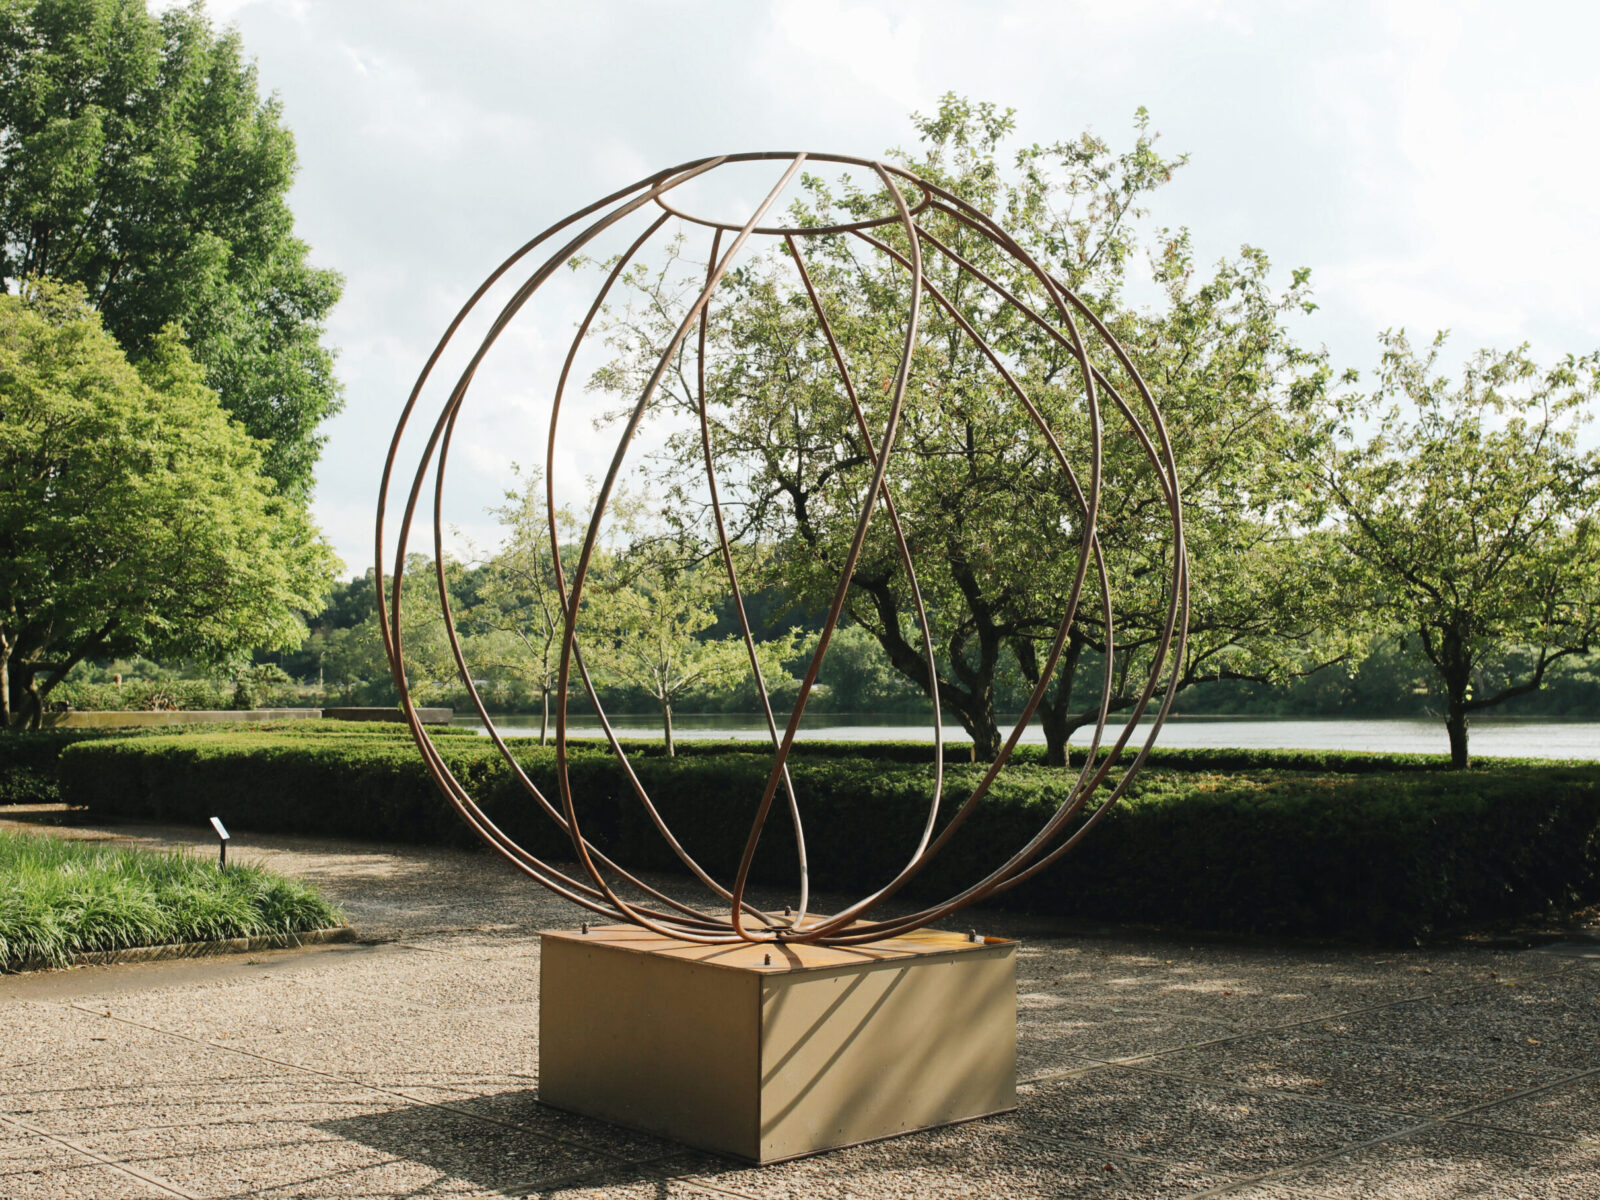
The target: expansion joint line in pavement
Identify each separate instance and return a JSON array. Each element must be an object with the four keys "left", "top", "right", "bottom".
[
  {"left": 0, "top": 1110, "right": 203, "bottom": 1200},
  {"left": 1180, "top": 1062, "right": 1600, "bottom": 1199},
  {"left": 1018, "top": 963, "right": 1579, "bottom": 1087},
  {"left": 1014, "top": 962, "right": 1597, "bottom": 1198},
  {"left": 56, "top": 1000, "right": 711, "bottom": 1194}
]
